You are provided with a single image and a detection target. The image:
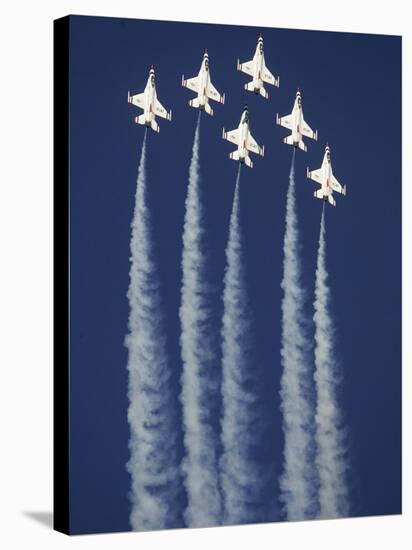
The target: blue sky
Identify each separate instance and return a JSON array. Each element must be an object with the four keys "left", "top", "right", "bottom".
[{"left": 68, "top": 15, "right": 401, "bottom": 534}]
